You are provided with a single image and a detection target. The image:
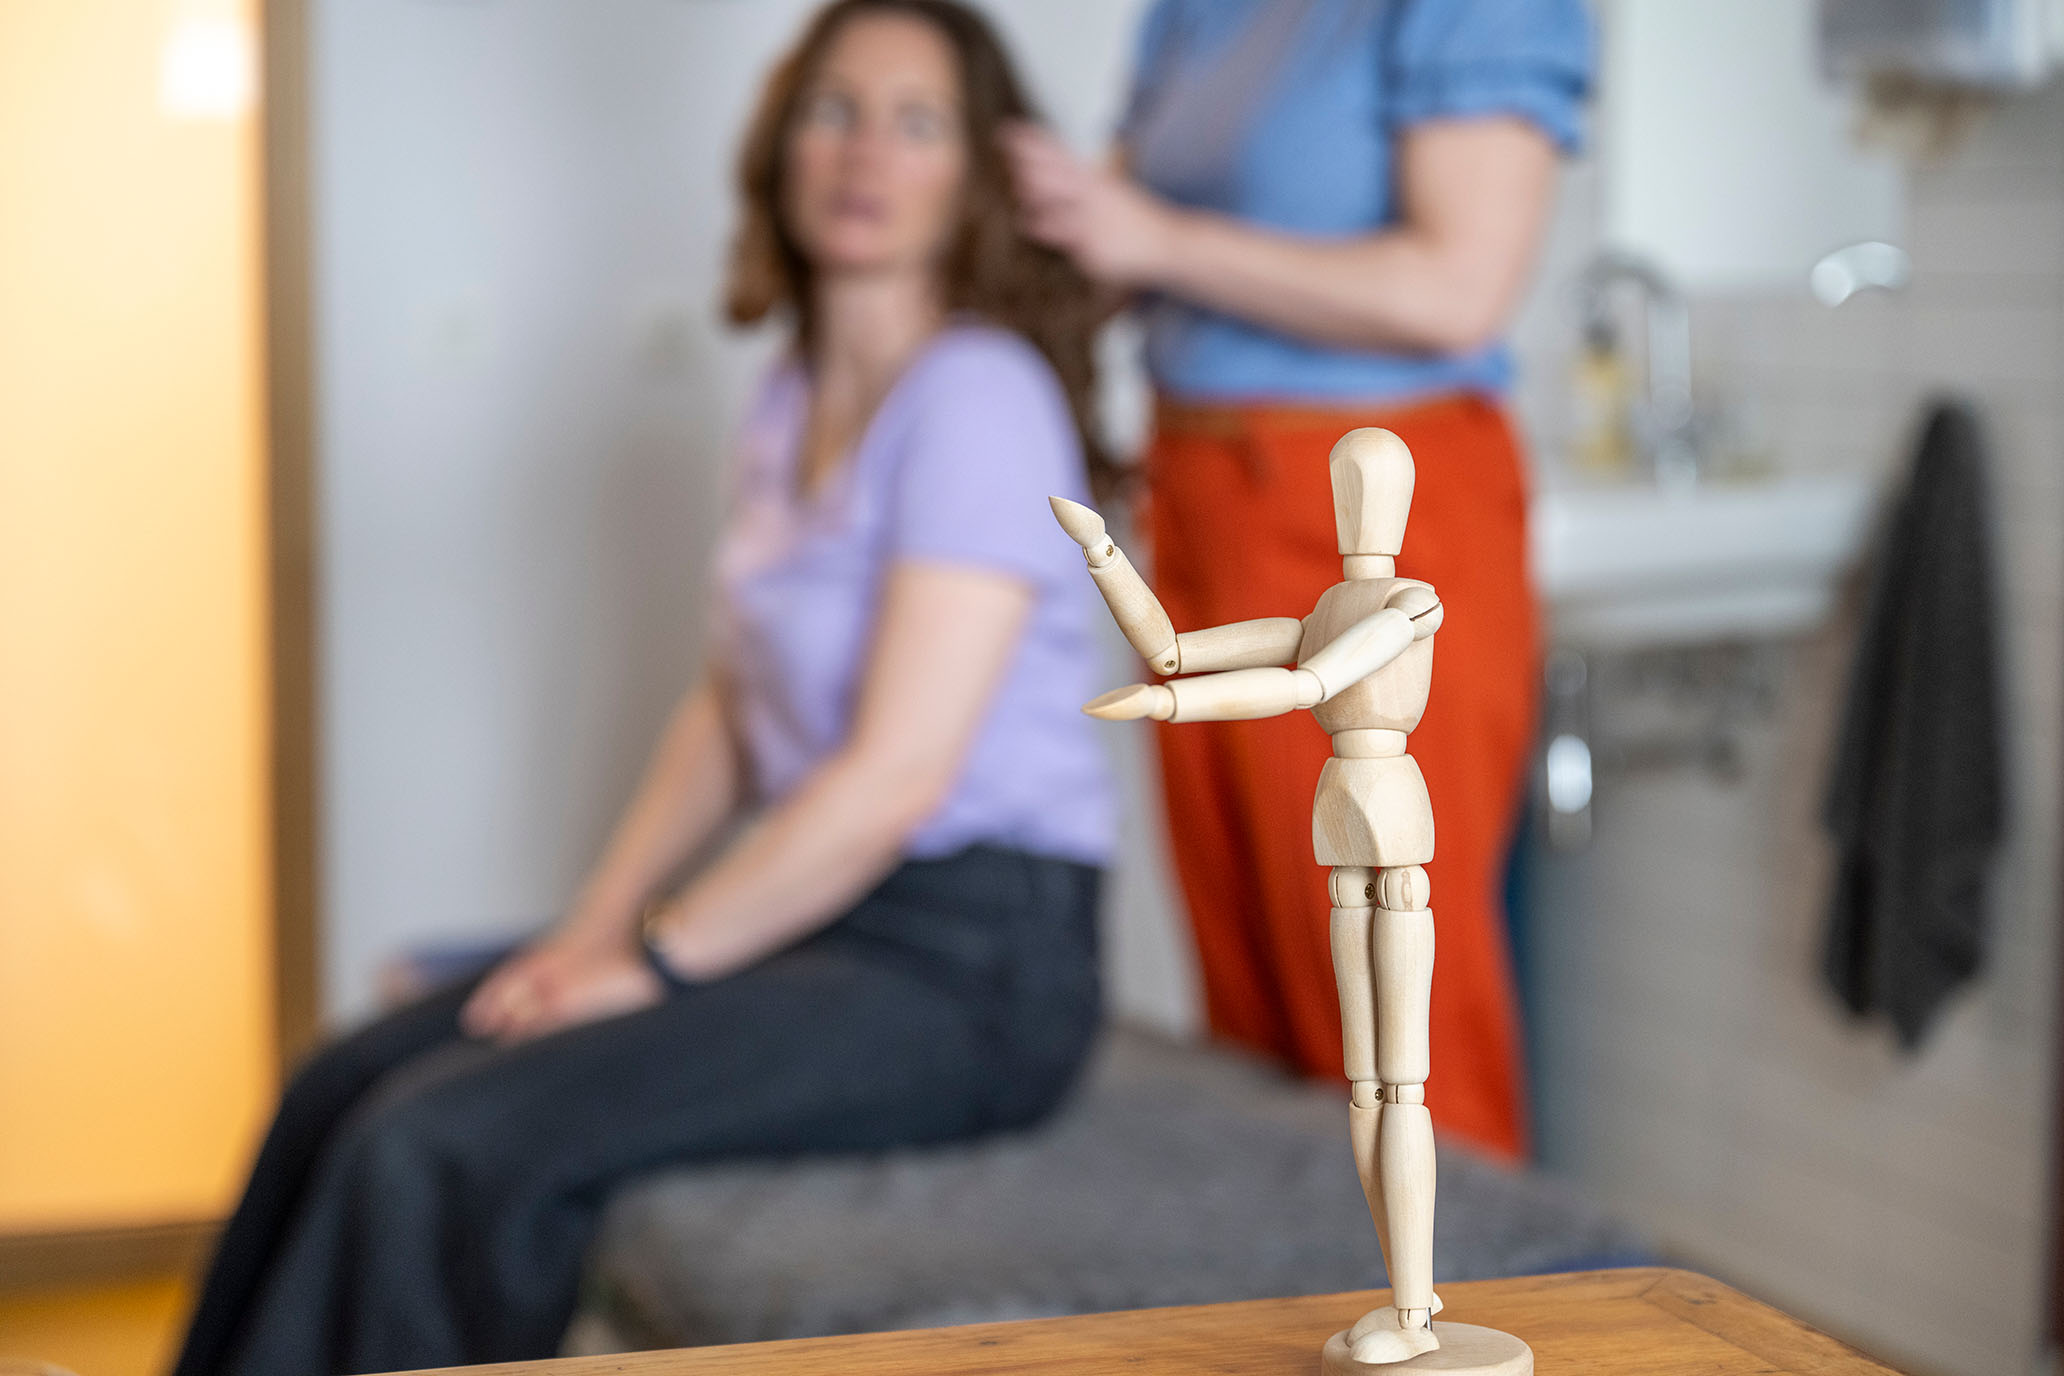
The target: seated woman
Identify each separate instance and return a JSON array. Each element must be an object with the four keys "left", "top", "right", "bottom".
[{"left": 172, "top": 3, "right": 1114, "bottom": 1370}]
